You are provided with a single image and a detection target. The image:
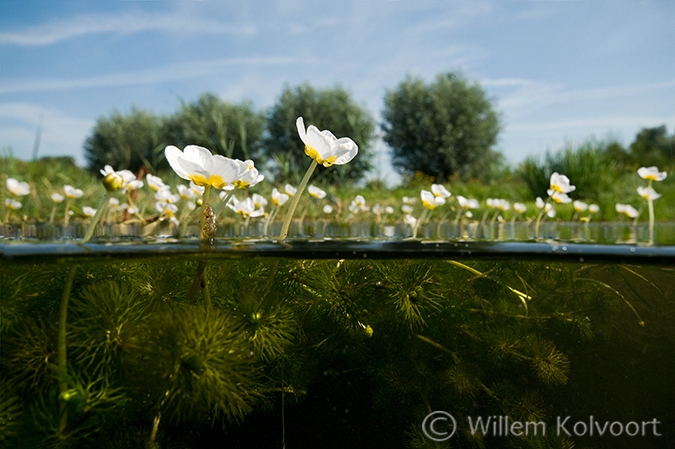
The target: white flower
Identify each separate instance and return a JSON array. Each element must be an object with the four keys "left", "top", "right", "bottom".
[
  {"left": 401, "top": 204, "right": 414, "bottom": 214},
  {"left": 155, "top": 202, "right": 179, "bottom": 226},
  {"left": 146, "top": 174, "right": 167, "bottom": 191},
  {"left": 323, "top": 204, "right": 334, "bottom": 214},
  {"left": 486, "top": 198, "right": 496, "bottom": 209},
  {"left": 637, "top": 186, "right": 661, "bottom": 200},
  {"left": 457, "top": 195, "right": 479, "bottom": 210},
  {"left": 573, "top": 200, "right": 588, "bottom": 212},
  {"left": 272, "top": 188, "right": 290, "bottom": 206},
  {"left": 227, "top": 196, "right": 264, "bottom": 218},
  {"left": 51, "top": 192, "right": 65, "bottom": 204},
  {"left": 4, "top": 198, "right": 22, "bottom": 210},
  {"left": 403, "top": 214, "right": 417, "bottom": 228},
  {"left": 155, "top": 201, "right": 178, "bottom": 215},
  {"left": 384, "top": 206, "right": 394, "bottom": 214},
  {"left": 402, "top": 196, "right": 417, "bottom": 205},
  {"left": 123, "top": 179, "right": 144, "bottom": 193},
  {"left": 252, "top": 193, "right": 268, "bottom": 209},
  {"left": 465, "top": 211, "right": 473, "bottom": 219},
  {"left": 189, "top": 181, "right": 205, "bottom": 196},
  {"left": 589, "top": 204, "right": 599, "bottom": 214},
  {"left": 549, "top": 192, "right": 572, "bottom": 204},
  {"left": 82, "top": 206, "right": 97, "bottom": 218},
  {"left": 233, "top": 161, "right": 264, "bottom": 189},
  {"left": 109, "top": 197, "right": 120, "bottom": 207},
  {"left": 372, "top": 203, "right": 384, "bottom": 215},
  {"left": 6, "top": 178, "right": 30, "bottom": 196},
  {"left": 177, "top": 184, "right": 197, "bottom": 201},
  {"left": 308, "top": 185, "right": 327, "bottom": 199},
  {"left": 284, "top": 184, "right": 297, "bottom": 197},
  {"left": 549, "top": 172, "right": 576, "bottom": 194},
  {"left": 637, "top": 166, "right": 667, "bottom": 182},
  {"left": 421, "top": 190, "right": 446, "bottom": 210},
  {"left": 494, "top": 199, "right": 510, "bottom": 211},
  {"left": 165, "top": 145, "right": 262, "bottom": 190},
  {"left": 537, "top": 197, "right": 555, "bottom": 215},
  {"left": 349, "top": 195, "right": 369, "bottom": 213},
  {"left": 616, "top": 203, "right": 639, "bottom": 218},
  {"left": 513, "top": 202, "right": 527, "bottom": 214},
  {"left": 127, "top": 205, "right": 139, "bottom": 215},
  {"left": 155, "top": 188, "right": 180, "bottom": 204},
  {"left": 100, "top": 165, "right": 135, "bottom": 192},
  {"left": 431, "top": 184, "right": 451, "bottom": 199},
  {"left": 296, "top": 117, "right": 358, "bottom": 167},
  {"left": 63, "top": 184, "right": 84, "bottom": 199}
]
